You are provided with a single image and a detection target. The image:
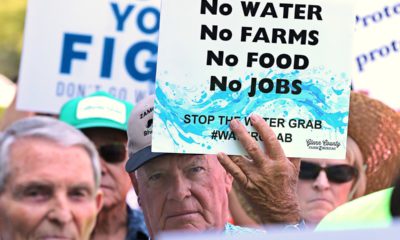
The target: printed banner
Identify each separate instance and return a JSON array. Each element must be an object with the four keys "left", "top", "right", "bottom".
[
  {"left": 17, "top": 0, "right": 160, "bottom": 113},
  {"left": 352, "top": 0, "right": 400, "bottom": 110},
  {"left": 153, "top": 0, "right": 354, "bottom": 158}
]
